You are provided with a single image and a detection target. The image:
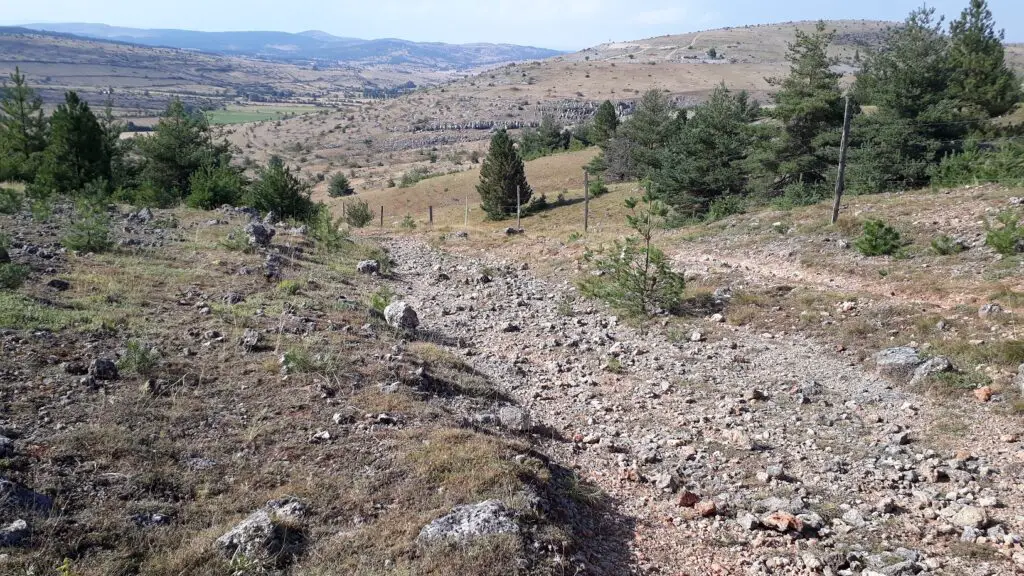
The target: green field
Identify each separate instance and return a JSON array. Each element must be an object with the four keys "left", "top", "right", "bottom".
[{"left": 205, "top": 105, "right": 318, "bottom": 125}]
